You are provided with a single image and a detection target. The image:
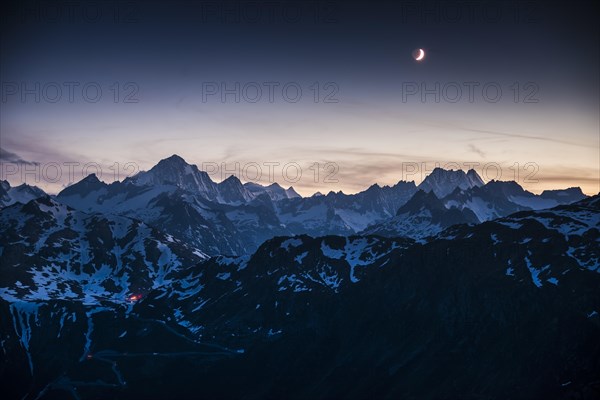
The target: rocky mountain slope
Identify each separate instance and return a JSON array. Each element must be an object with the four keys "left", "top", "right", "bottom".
[
  {"left": 0, "top": 196, "right": 207, "bottom": 303},
  {"left": 1, "top": 195, "right": 598, "bottom": 399}
]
